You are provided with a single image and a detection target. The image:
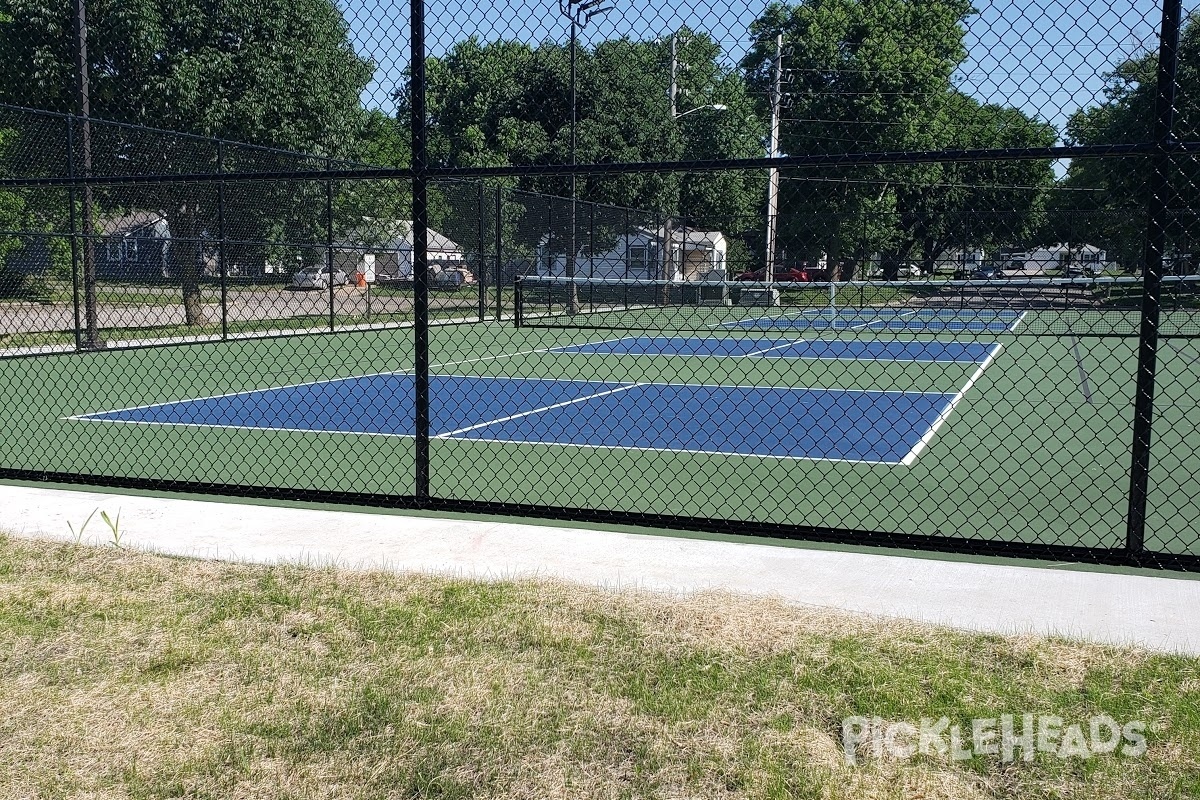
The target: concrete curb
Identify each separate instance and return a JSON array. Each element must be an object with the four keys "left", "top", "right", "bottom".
[{"left": 2, "top": 483, "right": 1197, "bottom": 655}]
